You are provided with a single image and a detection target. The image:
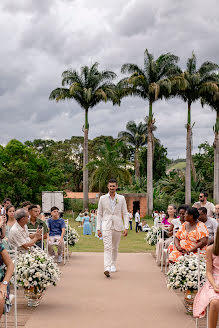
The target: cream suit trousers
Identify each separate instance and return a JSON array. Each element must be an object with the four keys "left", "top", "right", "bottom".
[{"left": 102, "top": 229, "right": 121, "bottom": 271}]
